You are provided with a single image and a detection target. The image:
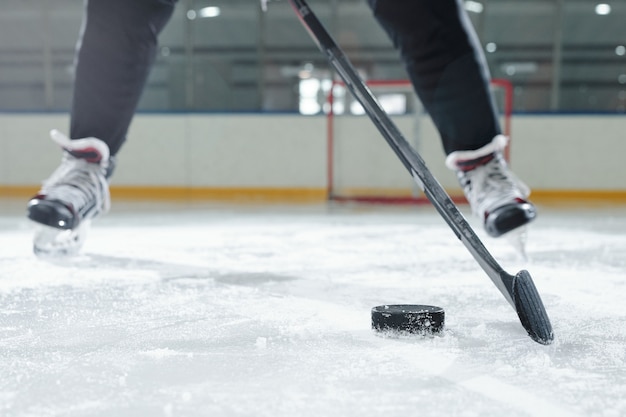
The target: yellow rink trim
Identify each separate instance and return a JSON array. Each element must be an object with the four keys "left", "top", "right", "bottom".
[
  {"left": 2, "top": 185, "right": 626, "bottom": 206},
  {"left": 530, "top": 190, "right": 626, "bottom": 206},
  {"left": 0, "top": 185, "right": 327, "bottom": 204},
  {"left": 110, "top": 186, "right": 327, "bottom": 203}
]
